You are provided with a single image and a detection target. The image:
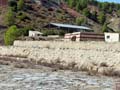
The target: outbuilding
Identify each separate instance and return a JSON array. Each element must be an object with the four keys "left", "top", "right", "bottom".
[
  {"left": 29, "top": 31, "right": 43, "bottom": 37},
  {"left": 64, "top": 32, "right": 104, "bottom": 41},
  {"left": 104, "top": 33, "right": 120, "bottom": 42},
  {"left": 44, "top": 23, "right": 94, "bottom": 33}
]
